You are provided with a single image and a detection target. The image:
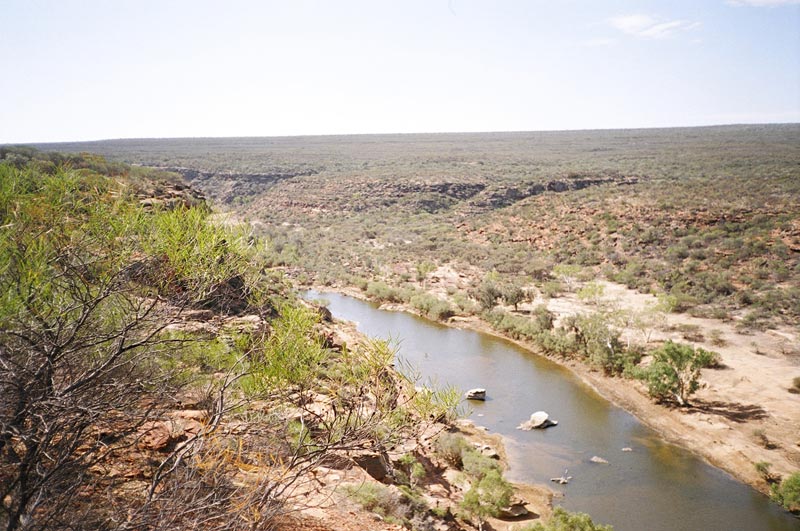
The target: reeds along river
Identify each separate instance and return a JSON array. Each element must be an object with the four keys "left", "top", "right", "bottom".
[{"left": 305, "top": 290, "right": 799, "bottom": 531}]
